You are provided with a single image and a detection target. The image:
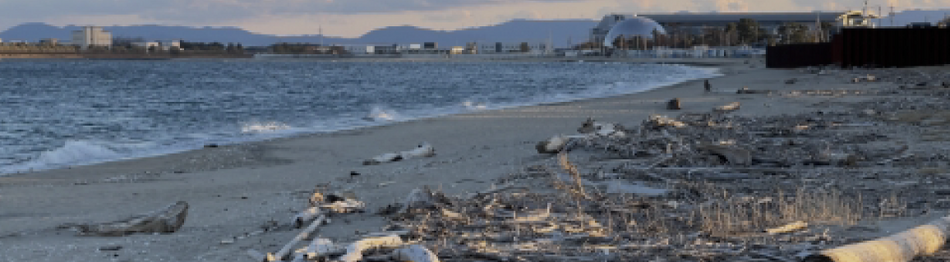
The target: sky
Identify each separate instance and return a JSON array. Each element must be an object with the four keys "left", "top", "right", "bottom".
[{"left": 0, "top": 0, "right": 948, "bottom": 37}]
